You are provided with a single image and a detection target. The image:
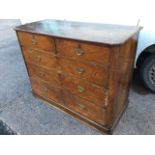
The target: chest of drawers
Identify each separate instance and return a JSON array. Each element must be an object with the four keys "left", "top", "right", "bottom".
[{"left": 15, "top": 20, "right": 141, "bottom": 134}]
